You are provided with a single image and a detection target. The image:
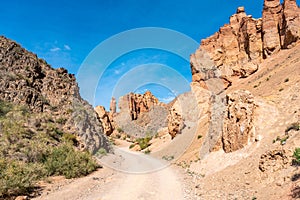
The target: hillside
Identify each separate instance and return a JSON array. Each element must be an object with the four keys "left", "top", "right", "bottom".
[{"left": 0, "top": 36, "right": 110, "bottom": 198}]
